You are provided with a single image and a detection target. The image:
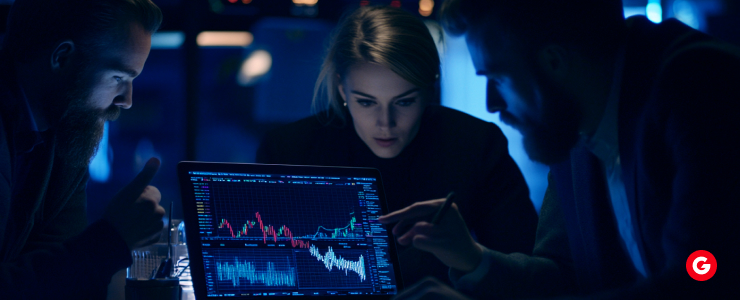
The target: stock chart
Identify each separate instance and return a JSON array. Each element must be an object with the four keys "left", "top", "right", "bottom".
[{"left": 188, "top": 171, "right": 397, "bottom": 297}]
